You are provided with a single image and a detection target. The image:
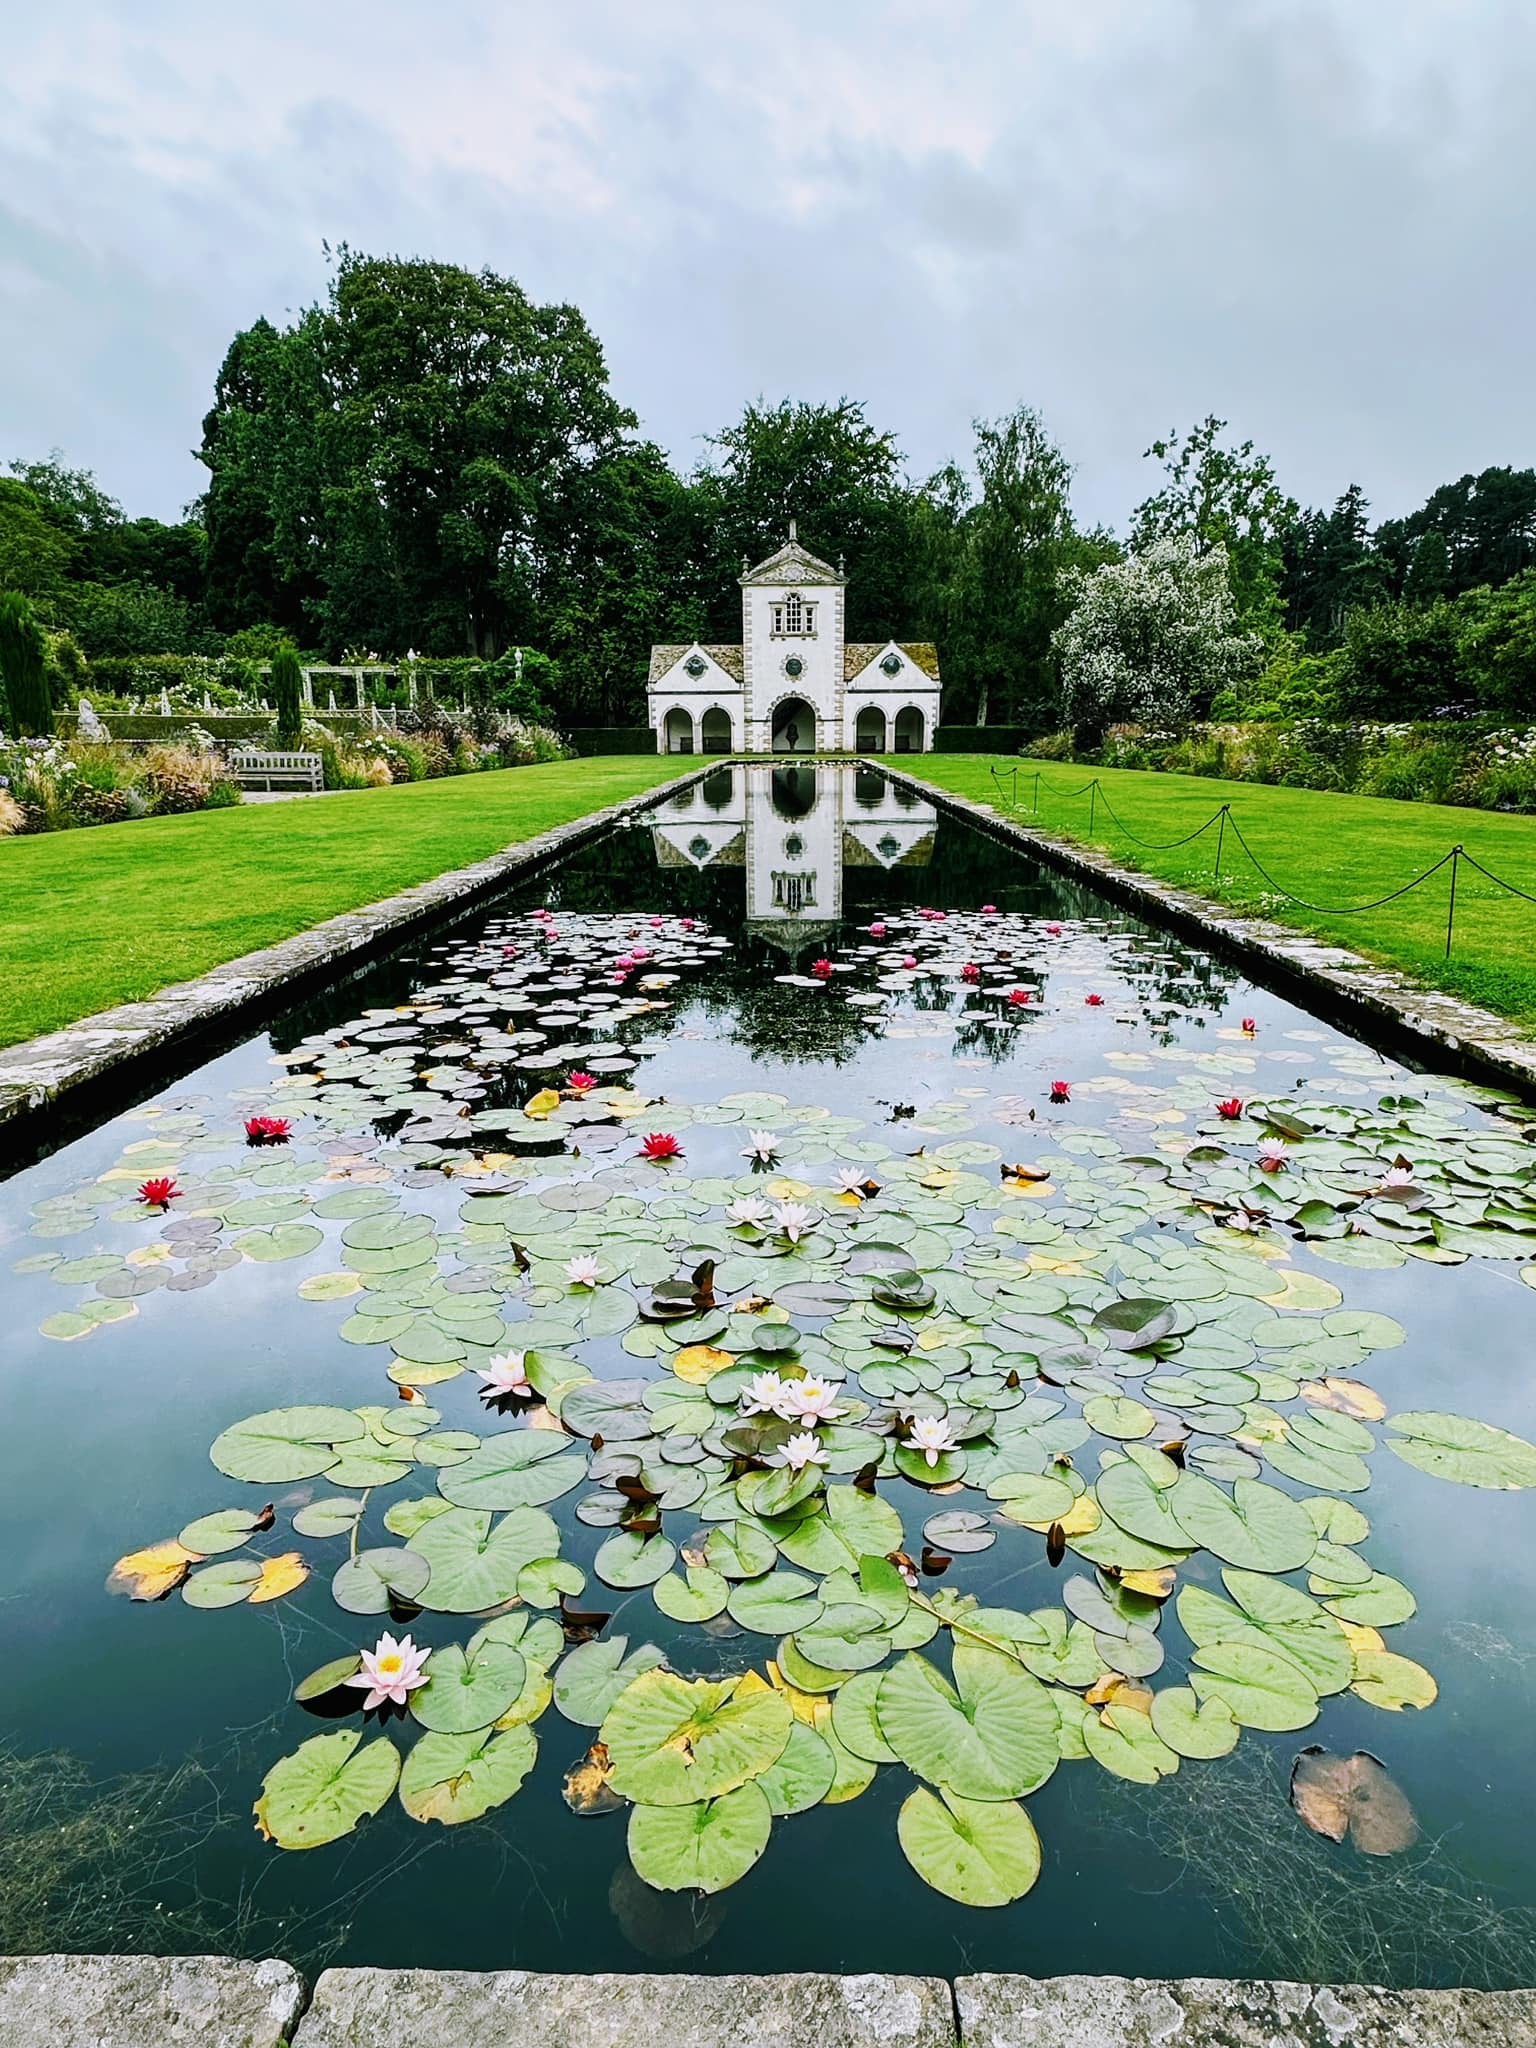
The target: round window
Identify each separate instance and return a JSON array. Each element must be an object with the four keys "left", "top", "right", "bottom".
[
  {"left": 881, "top": 652, "right": 903, "bottom": 677},
  {"left": 784, "top": 655, "right": 804, "bottom": 679},
  {"left": 784, "top": 834, "right": 804, "bottom": 858},
  {"left": 689, "top": 834, "right": 711, "bottom": 860},
  {"left": 684, "top": 653, "right": 707, "bottom": 678}
]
